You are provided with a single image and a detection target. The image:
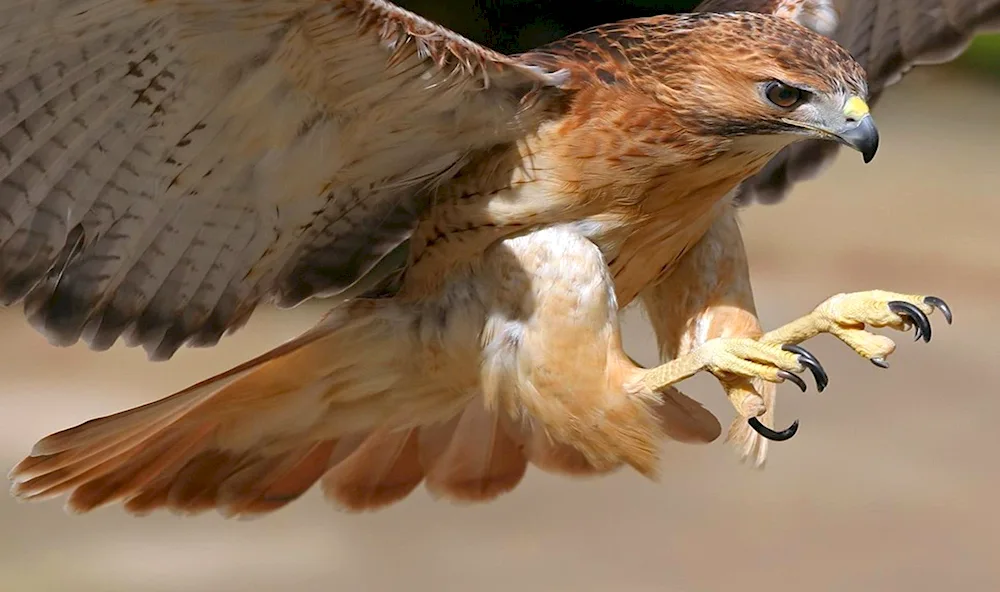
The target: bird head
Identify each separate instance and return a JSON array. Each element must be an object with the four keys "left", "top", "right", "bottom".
[{"left": 643, "top": 12, "right": 879, "bottom": 164}]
